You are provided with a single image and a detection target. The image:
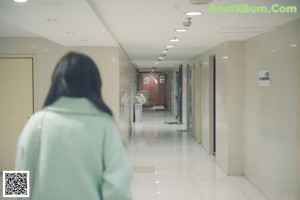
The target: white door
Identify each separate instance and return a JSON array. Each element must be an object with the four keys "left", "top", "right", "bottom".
[{"left": 0, "top": 58, "right": 34, "bottom": 171}]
